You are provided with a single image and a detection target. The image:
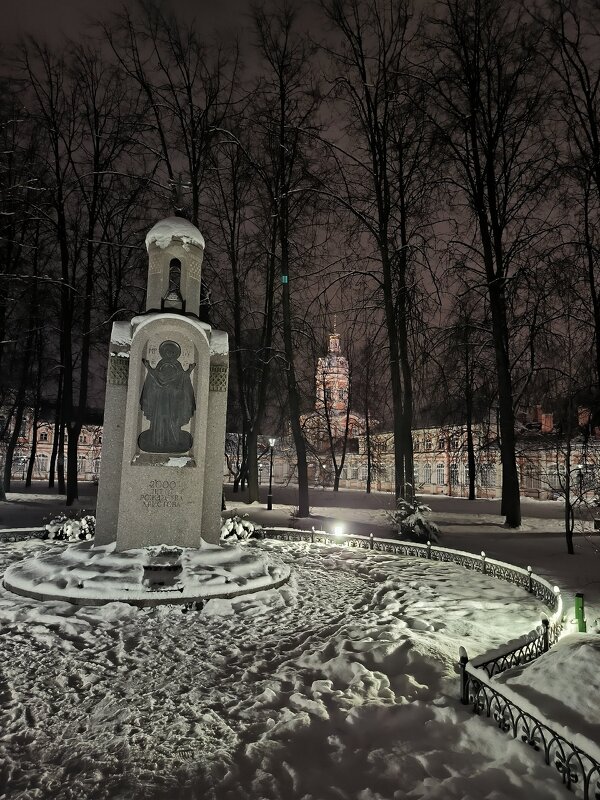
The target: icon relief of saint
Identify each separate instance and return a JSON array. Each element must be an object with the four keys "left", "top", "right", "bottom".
[{"left": 138, "top": 340, "right": 196, "bottom": 453}]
